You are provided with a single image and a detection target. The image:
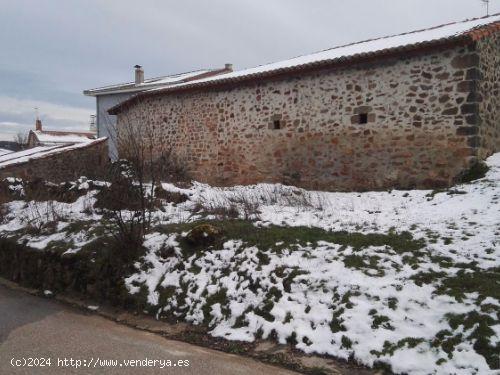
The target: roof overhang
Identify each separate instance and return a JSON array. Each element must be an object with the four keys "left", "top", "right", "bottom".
[
  {"left": 108, "top": 37, "right": 471, "bottom": 115},
  {"left": 84, "top": 68, "right": 231, "bottom": 97},
  {"left": 84, "top": 85, "right": 162, "bottom": 97}
]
